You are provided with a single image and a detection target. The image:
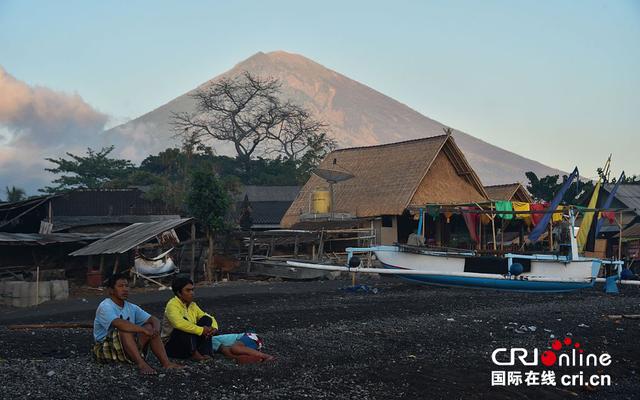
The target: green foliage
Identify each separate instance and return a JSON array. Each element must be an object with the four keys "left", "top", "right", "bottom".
[
  {"left": 186, "top": 169, "right": 231, "bottom": 233},
  {"left": 40, "top": 146, "right": 135, "bottom": 193},
  {"left": 4, "top": 186, "right": 26, "bottom": 203},
  {"left": 525, "top": 171, "right": 595, "bottom": 205}
]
